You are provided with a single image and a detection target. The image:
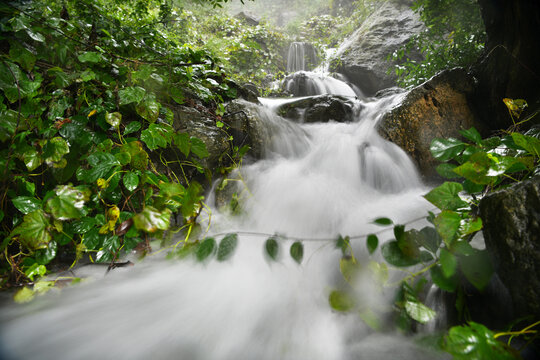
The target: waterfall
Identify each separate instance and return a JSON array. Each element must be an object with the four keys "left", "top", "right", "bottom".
[
  {"left": 286, "top": 42, "right": 319, "bottom": 73},
  {"left": 0, "top": 80, "right": 443, "bottom": 359}
]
